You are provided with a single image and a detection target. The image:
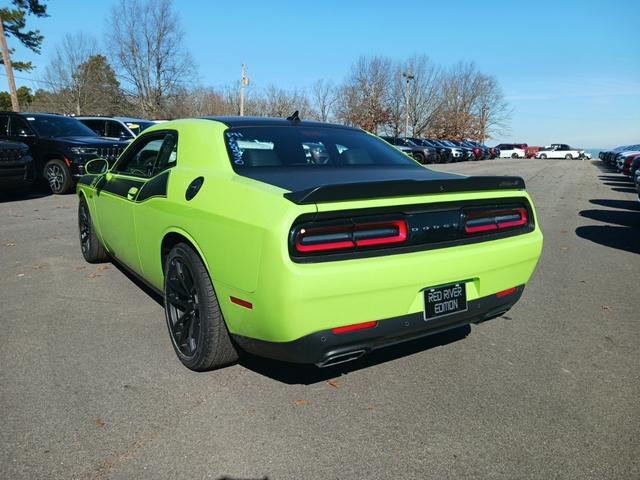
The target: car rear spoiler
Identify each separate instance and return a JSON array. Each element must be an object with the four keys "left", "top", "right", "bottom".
[{"left": 284, "top": 176, "right": 526, "bottom": 205}]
